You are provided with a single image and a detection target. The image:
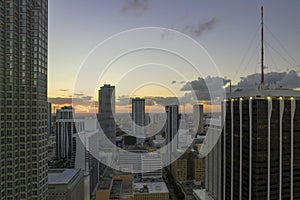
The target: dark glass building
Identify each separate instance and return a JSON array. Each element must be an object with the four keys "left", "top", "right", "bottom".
[{"left": 221, "top": 88, "right": 300, "bottom": 200}]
